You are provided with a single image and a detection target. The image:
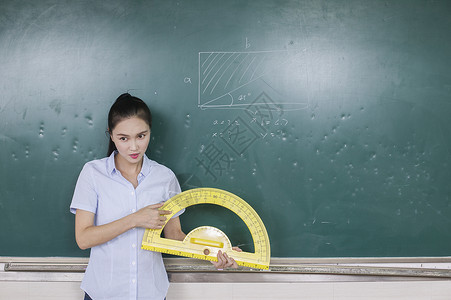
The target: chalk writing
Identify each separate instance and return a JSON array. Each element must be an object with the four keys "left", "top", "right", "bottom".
[
  {"left": 213, "top": 119, "right": 241, "bottom": 126},
  {"left": 221, "top": 116, "right": 260, "bottom": 156},
  {"left": 195, "top": 93, "right": 291, "bottom": 181}
]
